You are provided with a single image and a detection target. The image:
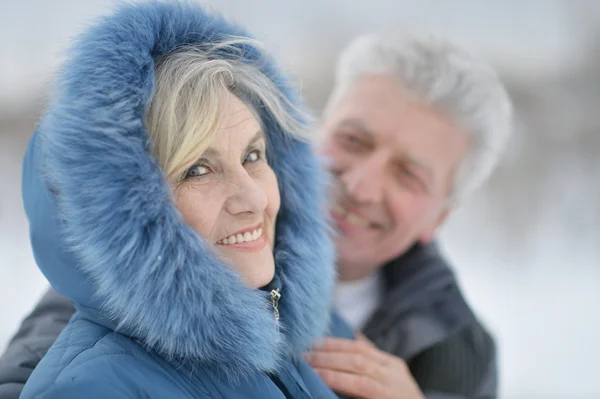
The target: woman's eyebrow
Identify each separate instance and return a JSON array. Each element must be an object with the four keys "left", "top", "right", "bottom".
[
  {"left": 197, "top": 131, "right": 265, "bottom": 160},
  {"left": 199, "top": 147, "right": 219, "bottom": 159},
  {"left": 246, "top": 130, "right": 265, "bottom": 147}
]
